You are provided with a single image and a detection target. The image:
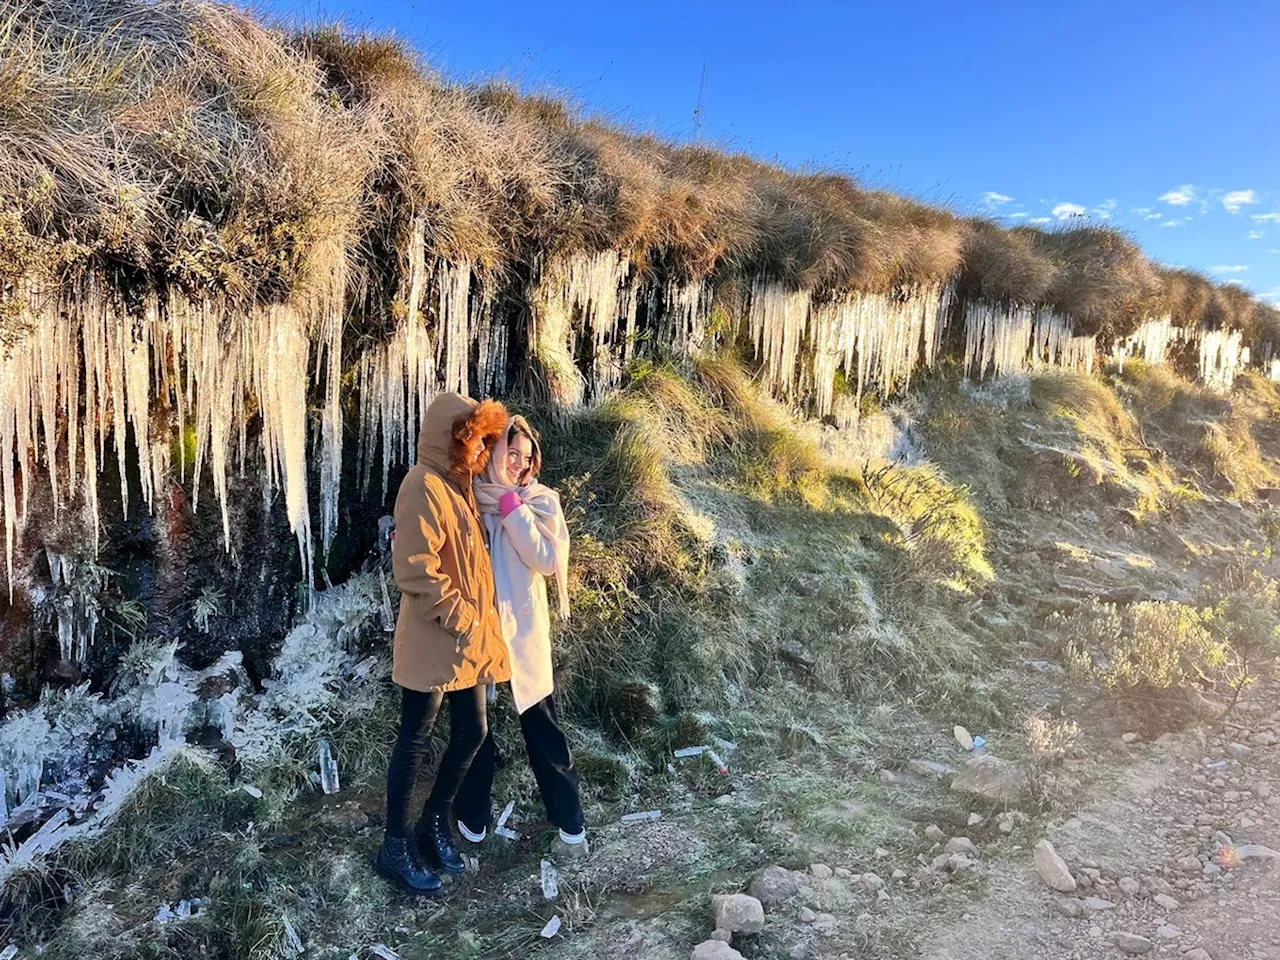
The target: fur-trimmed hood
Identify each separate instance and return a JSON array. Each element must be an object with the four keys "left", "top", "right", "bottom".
[{"left": 417, "top": 393, "right": 509, "bottom": 490}]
